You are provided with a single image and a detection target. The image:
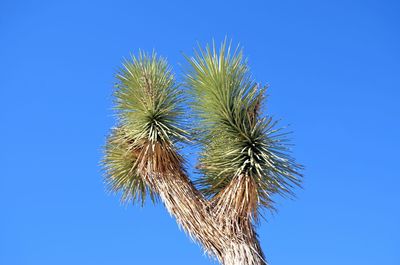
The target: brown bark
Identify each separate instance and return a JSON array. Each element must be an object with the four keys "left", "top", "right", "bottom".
[{"left": 137, "top": 142, "right": 267, "bottom": 264}]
